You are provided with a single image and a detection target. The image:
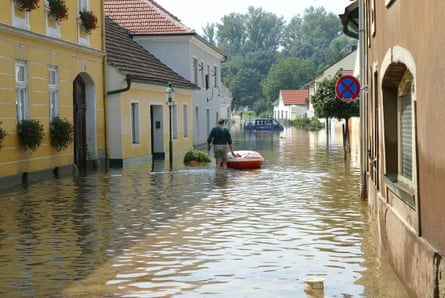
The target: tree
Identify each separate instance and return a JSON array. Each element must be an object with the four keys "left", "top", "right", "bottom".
[
  {"left": 261, "top": 57, "right": 316, "bottom": 103},
  {"left": 202, "top": 23, "right": 216, "bottom": 46},
  {"left": 312, "top": 74, "right": 359, "bottom": 158},
  {"left": 282, "top": 7, "right": 342, "bottom": 67}
]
